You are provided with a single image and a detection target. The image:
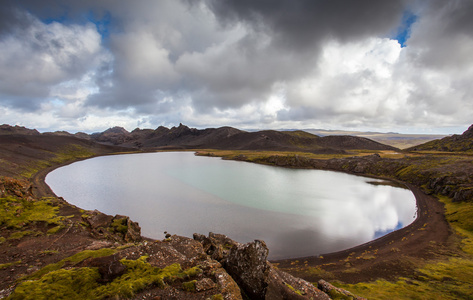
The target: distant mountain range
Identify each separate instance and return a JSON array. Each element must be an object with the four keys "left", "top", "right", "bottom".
[
  {"left": 2, "top": 123, "right": 468, "bottom": 154},
  {"left": 1, "top": 123, "right": 398, "bottom": 154}
]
